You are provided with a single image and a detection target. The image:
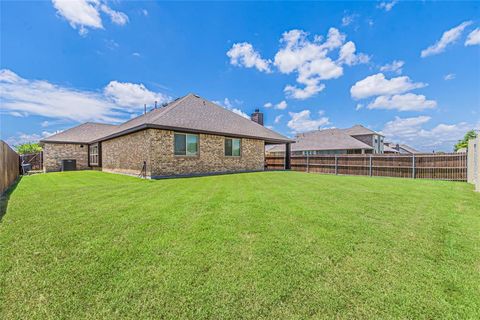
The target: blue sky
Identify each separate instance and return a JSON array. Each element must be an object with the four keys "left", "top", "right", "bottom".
[{"left": 1, "top": 0, "right": 479, "bottom": 151}]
